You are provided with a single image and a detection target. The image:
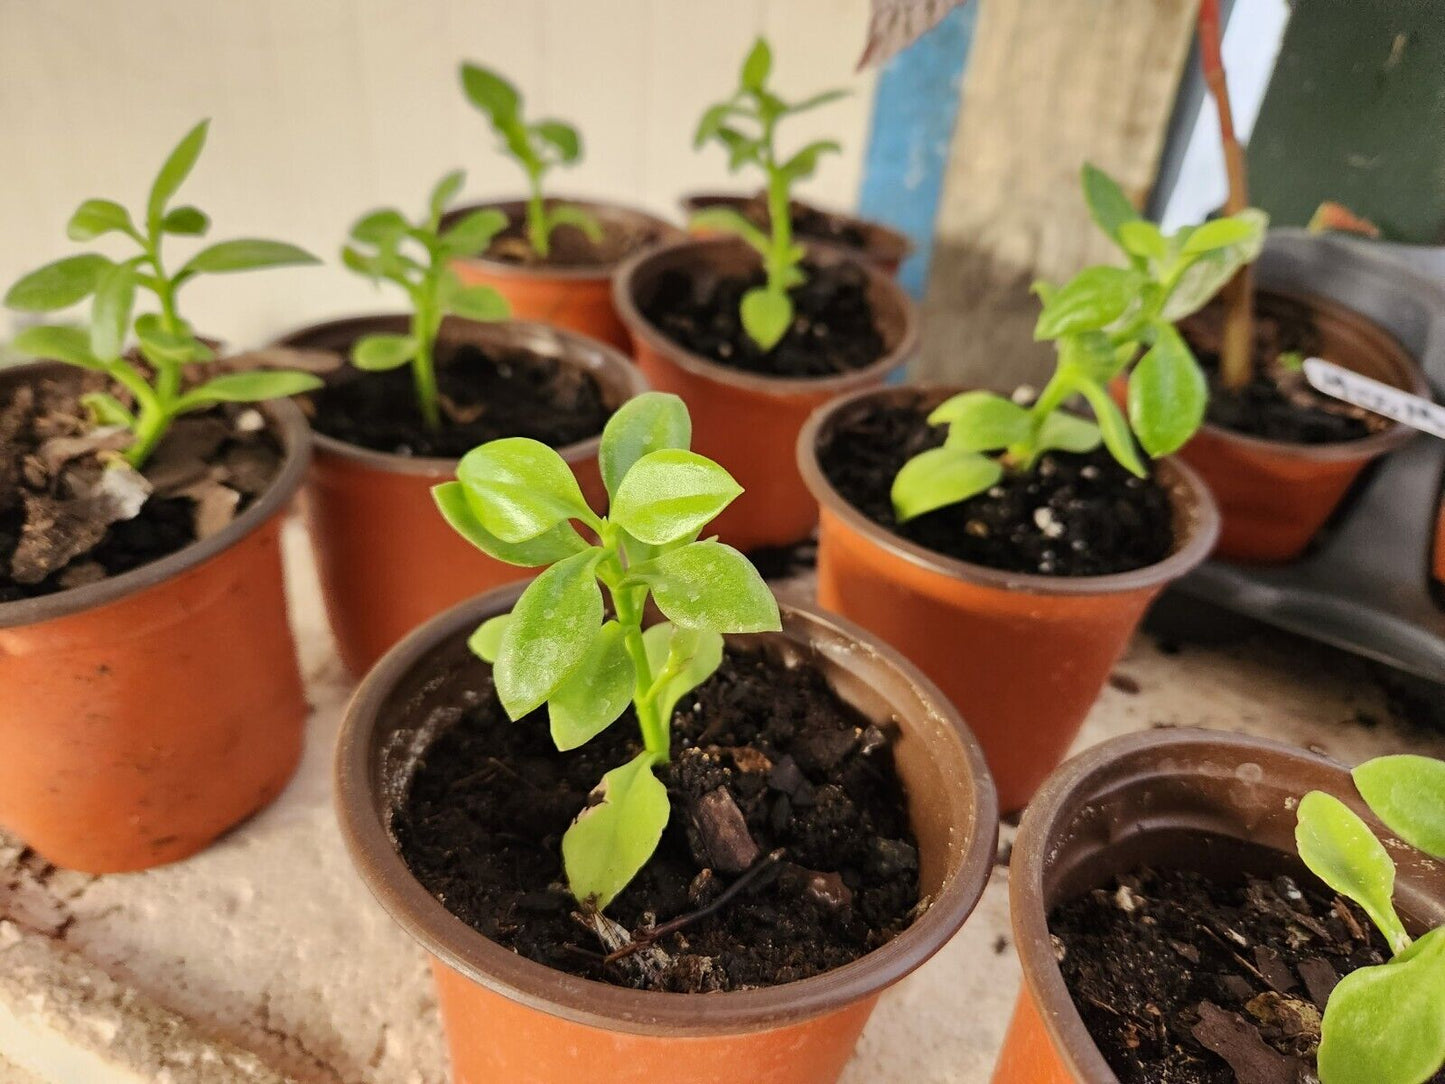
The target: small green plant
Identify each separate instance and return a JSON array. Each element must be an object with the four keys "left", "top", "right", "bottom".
[
  {"left": 4, "top": 120, "right": 321, "bottom": 467},
  {"left": 341, "top": 171, "right": 511, "bottom": 431},
  {"left": 434, "top": 392, "right": 781, "bottom": 910},
  {"left": 890, "top": 164, "right": 1265, "bottom": 523},
  {"left": 459, "top": 62, "right": 602, "bottom": 260},
  {"left": 691, "top": 38, "right": 848, "bottom": 351},
  {"left": 1295, "top": 754, "right": 1445, "bottom": 1084}
]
